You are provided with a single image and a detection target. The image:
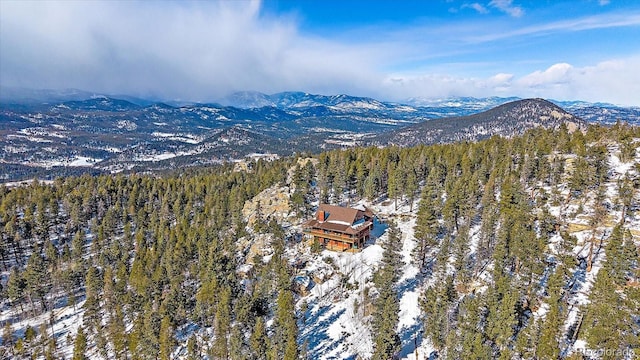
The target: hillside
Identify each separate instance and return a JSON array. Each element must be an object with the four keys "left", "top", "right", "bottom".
[
  {"left": 0, "top": 124, "right": 638, "bottom": 359},
  {"left": 375, "top": 98, "right": 585, "bottom": 146},
  {"left": 0, "top": 94, "right": 427, "bottom": 181}
]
